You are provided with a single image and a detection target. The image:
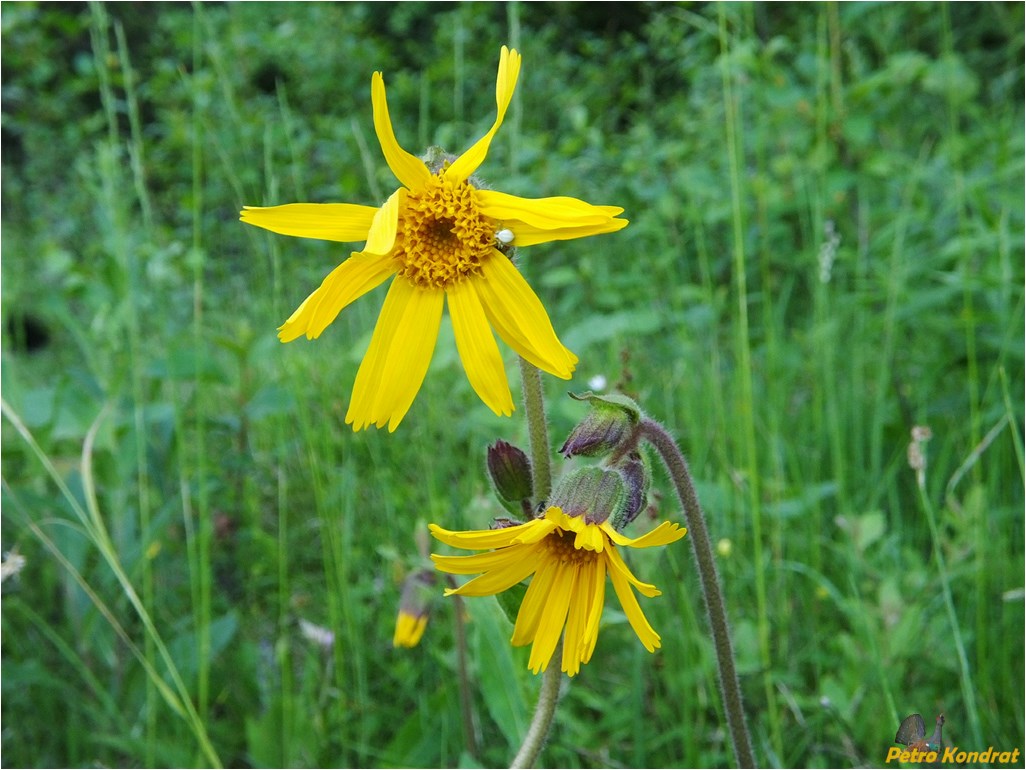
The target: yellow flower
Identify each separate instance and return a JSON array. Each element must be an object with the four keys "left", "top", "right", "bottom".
[
  {"left": 241, "top": 47, "right": 627, "bottom": 431},
  {"left": 393, "top": 609, "right": 429, "bottom": 649},
  {"left": 430, "top": 507, "right": 686, "bottom": 677},
  {"left": 393, "top": 568, "right": 437, "bottom": 648}
]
